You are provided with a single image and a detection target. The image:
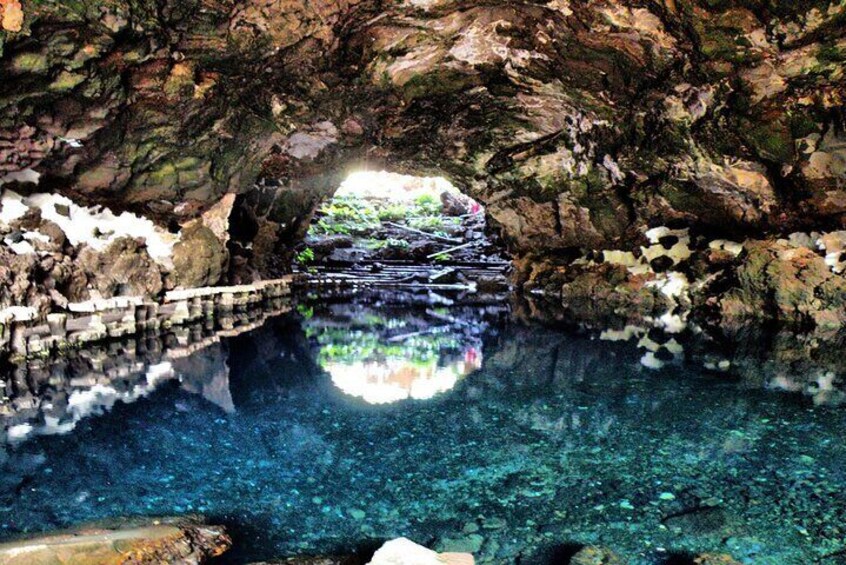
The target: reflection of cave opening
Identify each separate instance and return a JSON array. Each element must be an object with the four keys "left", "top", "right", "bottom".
[
  {"left": 302, "top": 300, "right": 499, "bottom": 405},
  {"left": 293, "top": 171, "right": 510, "bottom": 292}
]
